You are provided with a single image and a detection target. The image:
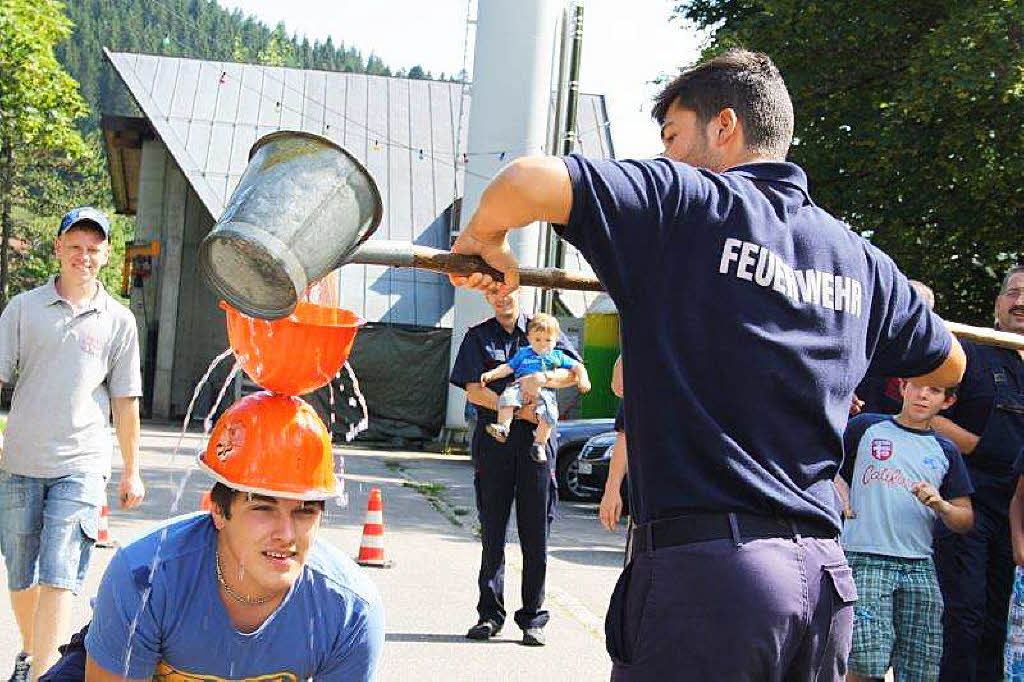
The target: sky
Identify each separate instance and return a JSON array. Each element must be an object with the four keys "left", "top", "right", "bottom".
[{"left": 217, "top": 0, "right": 704, "bottom": 158}]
